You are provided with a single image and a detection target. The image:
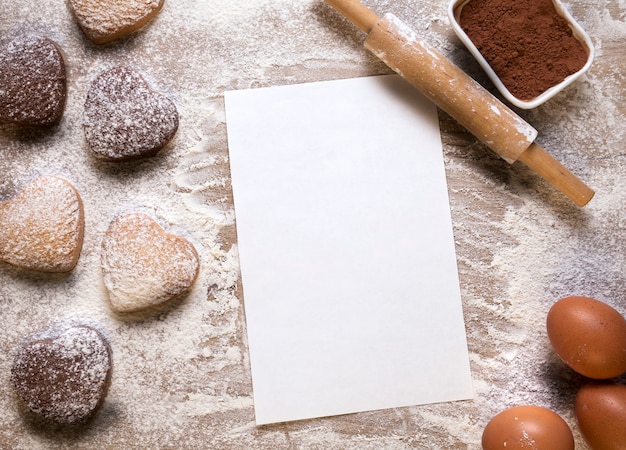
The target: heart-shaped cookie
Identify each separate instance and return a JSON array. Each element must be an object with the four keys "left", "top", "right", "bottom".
[
  {"left": 0, "top": 34, "right": 66, "bottom": 127},
  {"left": 101, "top": 212, "right": 199, "bottom": 313},
  {"left": 68, "top": 0, "right": 165, "bottom": 44},
  {"left": 0, "top": 176, "right": 84, "bottom": 272},
  {"left": 11, "top": 325, "right": 112, "bottom": 424},
  {"left": 83, "top": 67, "right": 179, "bottom": 161}
]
